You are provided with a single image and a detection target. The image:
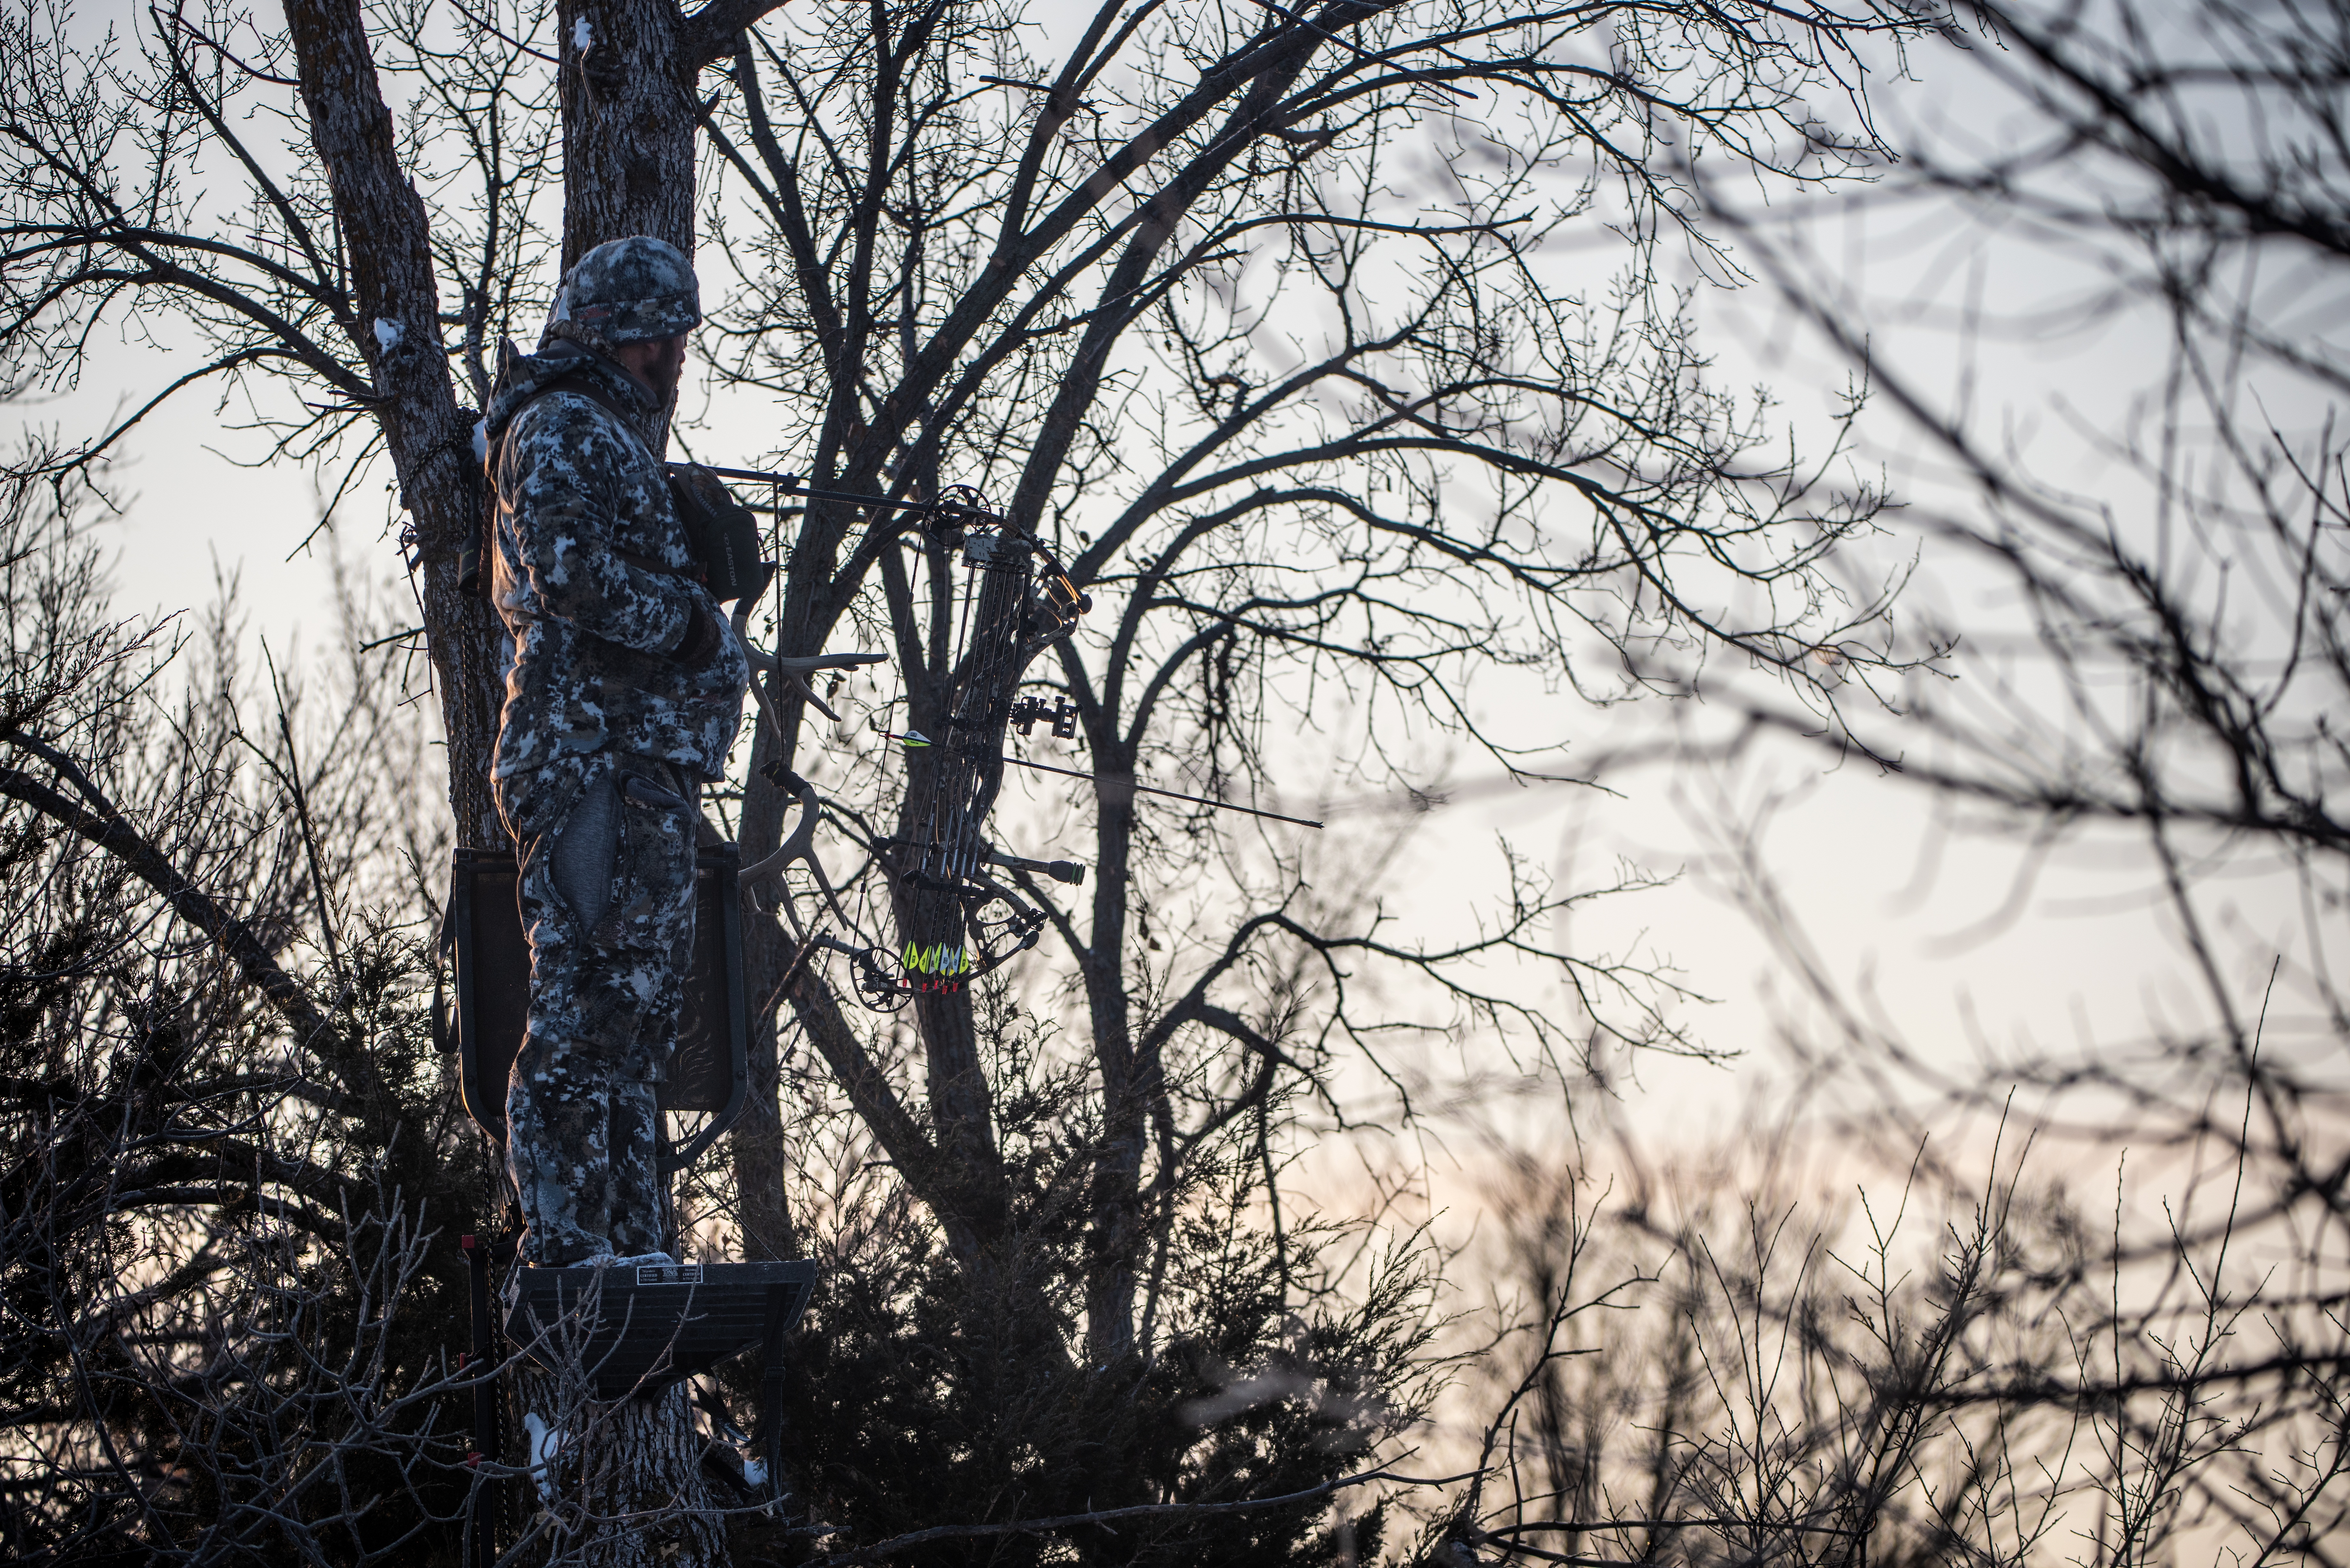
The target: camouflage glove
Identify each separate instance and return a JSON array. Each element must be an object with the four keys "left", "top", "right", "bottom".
[{"left": 670, "top": 599, "right": 722, "bottom": 665}]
